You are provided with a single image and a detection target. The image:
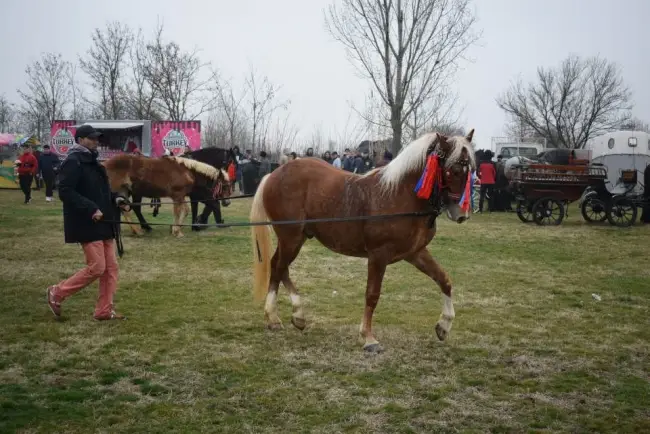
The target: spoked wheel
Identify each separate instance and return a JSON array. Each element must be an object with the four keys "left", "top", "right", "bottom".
[
  {"left": 516, "top": 200, "right": 534, "bottom": 223},
  {"left": 581, "top": 196, "right": 608, "bottom": 223},
  {"left": 532, "top": 197, "right": 565, "bottom": 226},
  {"left": 606, "top": 197, "right": 638, "bottom": 227}
]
